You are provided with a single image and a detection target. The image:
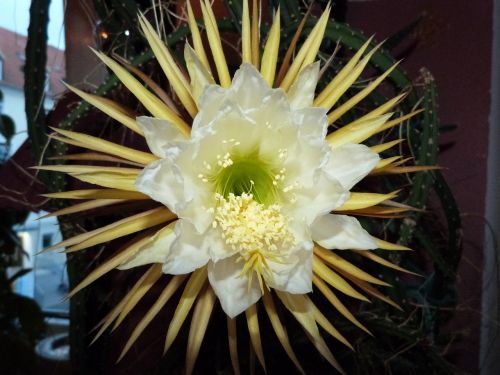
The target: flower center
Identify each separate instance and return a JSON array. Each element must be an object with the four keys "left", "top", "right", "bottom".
[
  {"left": 212, "top": 192, "right": 295, "bottom": 292},
  {"left": 213, "top": 156, "right": 277, "bottom": 205}
]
